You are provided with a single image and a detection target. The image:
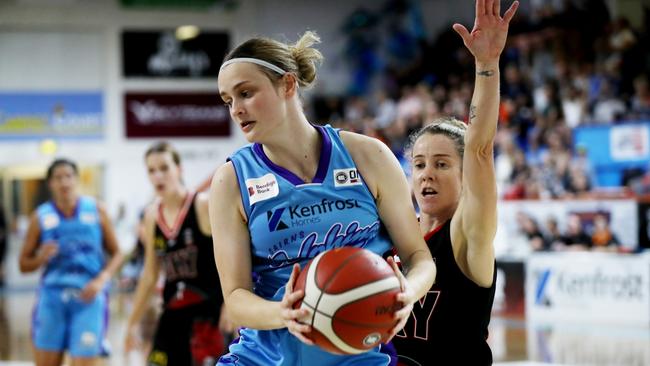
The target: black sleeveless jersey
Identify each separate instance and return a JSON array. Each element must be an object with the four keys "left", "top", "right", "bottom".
[
  {"left": 392, "top": 220, "right": 496, "bottom": 366},
  {"left": 153, "top": 193, "right": 223, "bottom": 311}
]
